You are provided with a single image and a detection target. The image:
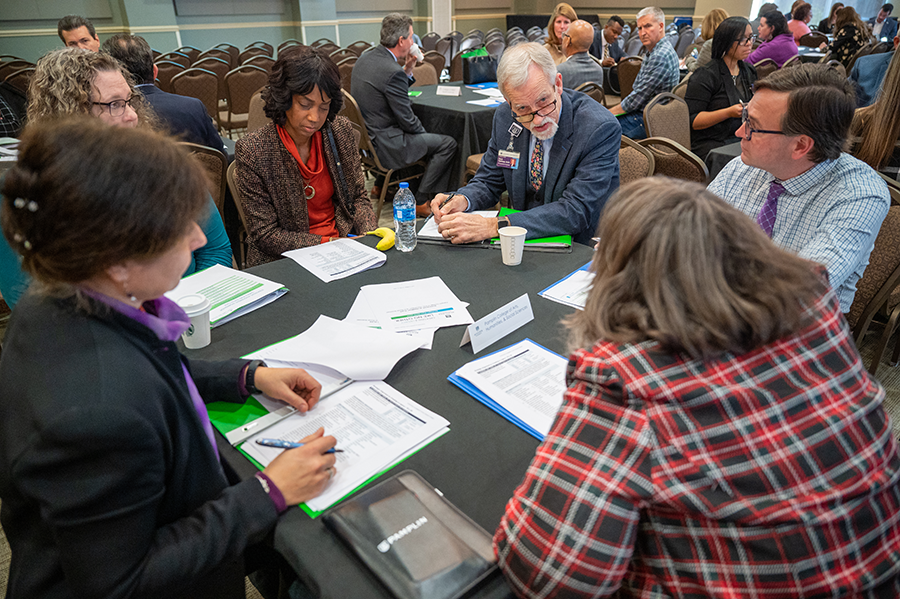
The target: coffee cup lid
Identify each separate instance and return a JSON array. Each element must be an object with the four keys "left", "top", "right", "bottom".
[{"left": 176, "top": 293, "right": 211, "bottom": 316}]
